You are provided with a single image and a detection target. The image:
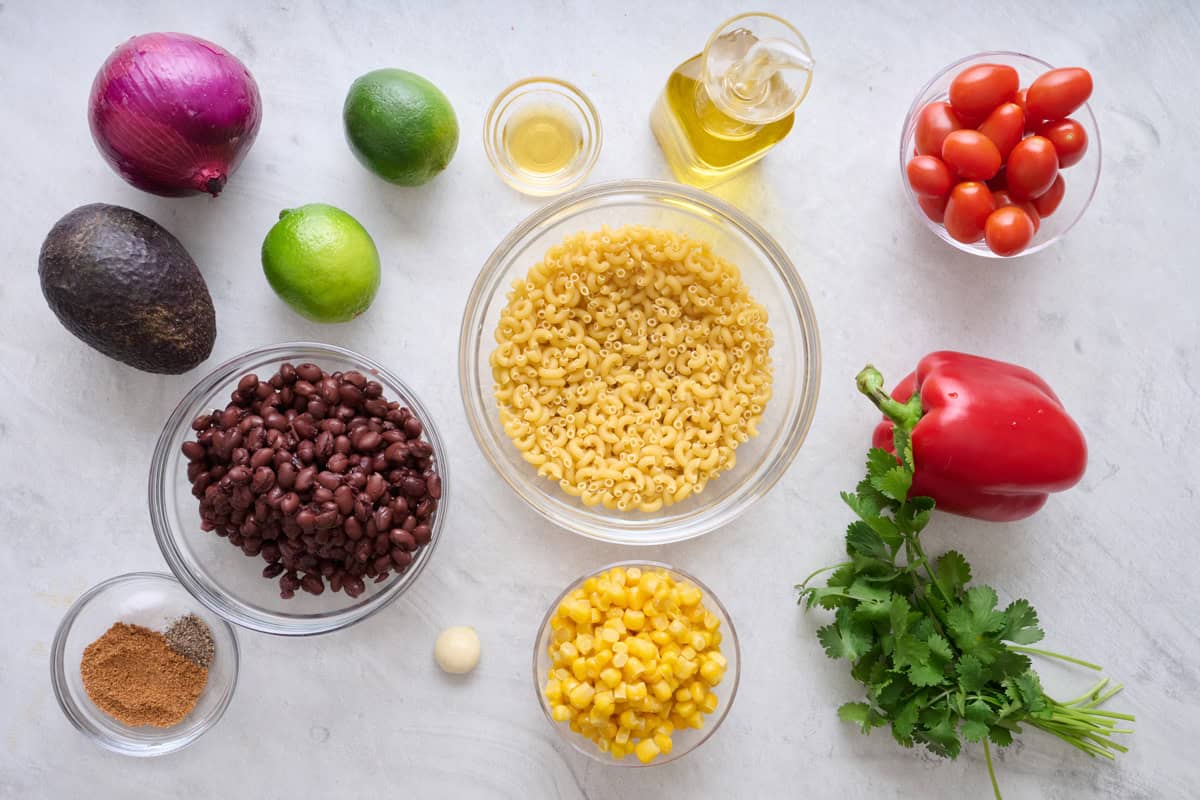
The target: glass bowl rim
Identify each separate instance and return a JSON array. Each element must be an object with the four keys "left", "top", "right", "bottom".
[
  {"left": 150, "top": 340, "right": 450, "bottom": 636},
  {"left": 483, "top": 75, "right": 603, "bottom": 197},
  {"left": 458, "top": 179, "right": 821, "bottom": 544},
  {"left": 530, "top": 559, "right": 741, "bottom": 767},
  {"left": 898, "top": 50, "right": 1102, "bottom": 259},
  {"left": 49, "top": 570, "right": 241, "bottom": 757}
]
